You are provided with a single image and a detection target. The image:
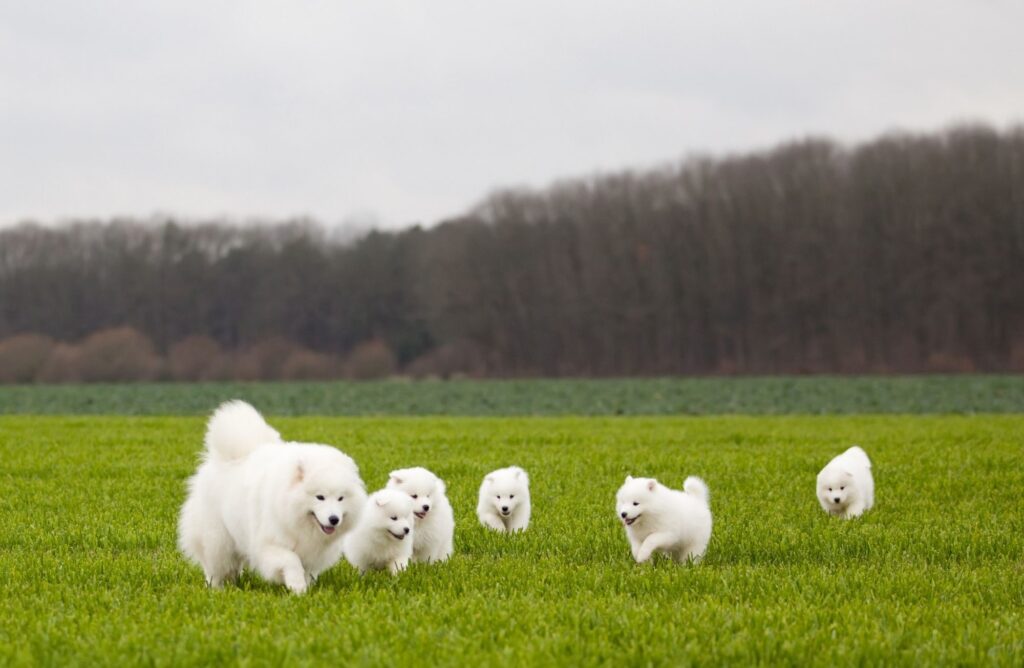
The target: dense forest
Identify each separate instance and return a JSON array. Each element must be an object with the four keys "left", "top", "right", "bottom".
[{"left": 1, "top": 124, "right": 1022, "bottom": 381}]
